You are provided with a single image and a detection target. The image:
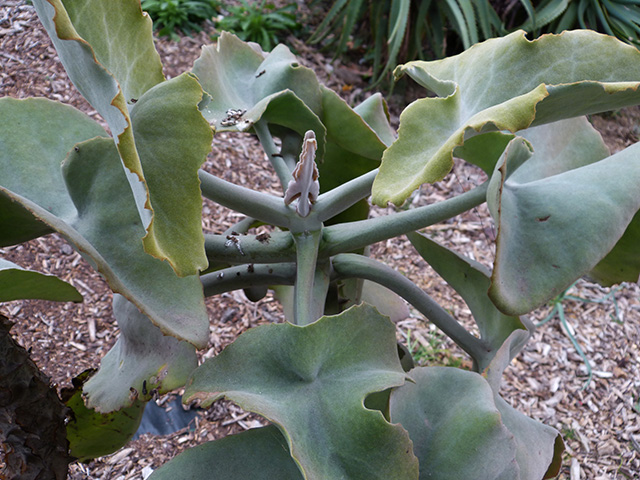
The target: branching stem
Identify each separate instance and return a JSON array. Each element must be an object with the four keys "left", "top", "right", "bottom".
[
  {"left": 332, "top": 253, "right": 487, "bottom": 361},
  {"left": 201, "top": 262, "right": 296, "bottom": 297},
  {"left": 198, "top": 169, "right": 292, "bottom": 228},
  {"left": 254, "top": 120, "right": 292, "bottom": 190},
  {"left": 314, "top": 169, "right": 379, "bottom": 222},
  {"left": 322, "top": 182, "right": 488, "bottom": 256}
]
